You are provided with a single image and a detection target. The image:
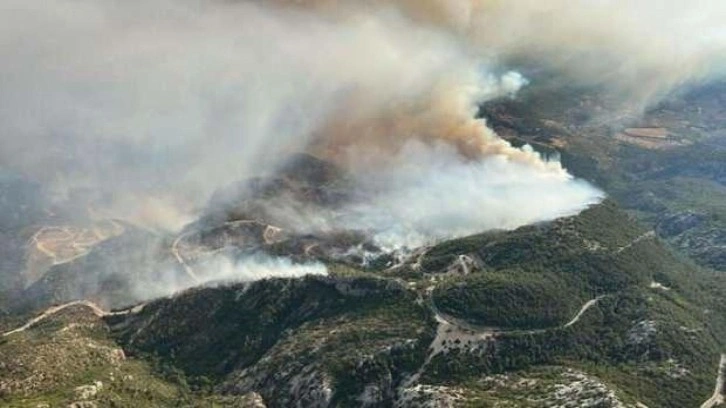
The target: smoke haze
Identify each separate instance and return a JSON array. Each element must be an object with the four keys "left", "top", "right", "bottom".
[
  {"left": 1, "top": 0, "right": 723, "bottom": 242},
  {"left": 277, "top": 0, "right": 726, "bottom": 109}
]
